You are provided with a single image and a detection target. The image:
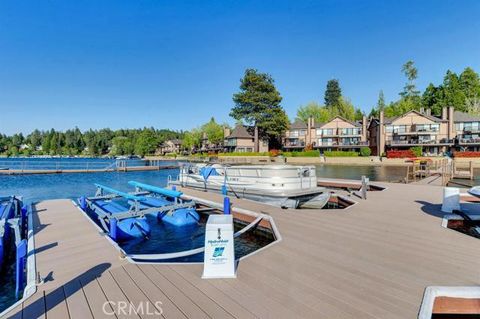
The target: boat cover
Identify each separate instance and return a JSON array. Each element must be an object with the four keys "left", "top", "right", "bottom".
[{"left": 200, "top": 166, "right": 219, "bottom": 181}]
